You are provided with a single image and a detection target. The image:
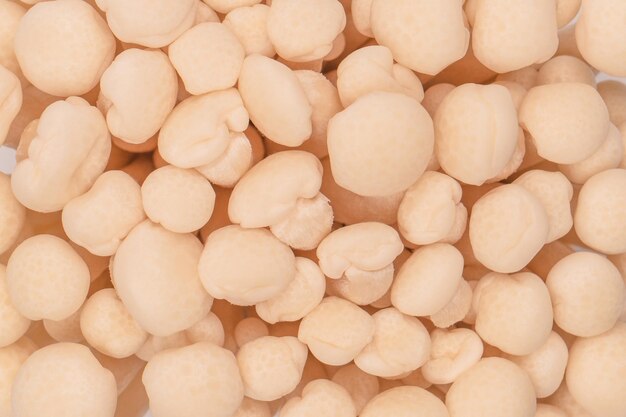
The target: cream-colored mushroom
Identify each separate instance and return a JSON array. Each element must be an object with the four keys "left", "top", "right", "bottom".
[
  {"left": 0, "top": 172, "right": 25, "bottom": 255},
  {"left": 398, "top": 171, "right": 467, "bottom": 245},
  {"left": 298, "top": 297, "right": 375, "bottom": 366},
  {"left": 370, "top": 0, "right": 469, "bottom": 75},
  {"left": 0, "top": 264, "right": 30, "bottom": 348},
  {"left": 391, "top": 243, "right": 464, "bottom": 317},
  {"left": 435, "top": 83, "right": 519, "bottom": 186},
  {"left": 12, "top": 343, "right": 117, "bottom": 417},
  {"left": 256, "top": 257, "right": 326, "bottom": 324},
  {"left": 473, "top": 271, "right": 553, "bottom": 355},
  {"left": 535, "top": 404, "right": 568, "bottom": 417},
  {"left": 233, "top": 317, "right": 269, "bottom": 347},
  {"left": 0, "top": 338, "right": 35, "bottom": 416},
  {"left": 576, "top": 0, "right": 626, "bottom": 77},
  {"left": 14, "top": 0, "right": 113, "bottom": 96},
  {"left": 280, "top": 379, "right": 356, "bottom": 417},
  {"left": 80, "top": 288, "right": 148, "bottom": 358},
  {"left": 229, "top": 151, "right": 332, "bottom": 250},
  {"left": 169, "top": 23, "right": 244, "bottom": 95},
  {"left": 566, "top": 322, "right": 626, "bottom": 417},
  {"left": 327, "top": 91, "right": 434, "bottom": 197},
  {"left": 360, "top": 386, "right": 449, "bottom": 417},
  {"left": 141, "top": 165, "right": 215, "bottom": 234},
  {"left": 11, "top": 97, "right": 111, "bottom": 213},
  {"left": 504, "top": 331, "right": 568, "bottom": 399},
  {"left": 185, "top": 312, "right": 225, "bottom": 346},
  {"left": 111, "top": 220, "right": 213, "bottom": 336},
  {"left": 62, "top": 170, "right": 145, "bottom": 256},
  {"left": 223, "top": 4, "right": 274, "bottom": 57},
  {"left": 95, "top": 0, "right": 197, "bottom": 48},
  {"left": 6, "top": 234, "right": 90, "bottom": 321},
  {"left": 237, "top": 336, "right": 307, "bottom": 401},
  {"left": 598, "top": 80, "right": 626, "bottom": 126},
  {"left": 198, "top": 225, "right": 296, "bottom": 306},
  {"left": 472, "top": 0, "right": 558, "bottom": 73},
  {"left": 421, "top": 328, "right": 483, "bottom": 386},
  {"left": 536, "top": 55, "right": 595, "bottom": 87},
  {"left": 469, "top": 184, "right": 549, "bottom": 273},
  {"left": 0, "top": 65, "right": 22, "bottom": 146},
  {"left": 354, "top": 307, "right": 430, "bottom": 378},
  {"left": 429, "top": 279, "right": 473, "bottom": 329},
  {"left": 0, "top": 0, "right": 26, "bottom": 82},
  {"left": 98, "top": 48, "right": 178, "bottom": 145},
  {"left": 546, "top": 251, "right": 624, "bottom": 337},
  {"left": 135, "top": 332, "right": 191, "bottom": 362},
  {"left": 559, "top": 124, "right": 624, "bottom": 184},
  {"left": 574, "top": 168, "right": 626, "bottom": 254},
  {"left": 143, "top": 342, "right": 244, "bottom": 417},
  {"left": 238, "top": 54, "right": 312, "bottom": 147},
  {"left": 158, "top": 88, "right": 249, "bottom": 169},
  {"left": 519, "top": 83, "right": 609, "bottom": 164},
  {"left": 336, "top": 45, "right": 423, "bottom": 108},
  {"left": 317, "top": 222, "right": 403, "bottom": 306},
  {"left": 445, "top": 357, "right": 536, "bottom": 417},
  {"left": 513, "top": 170, "right": 574, "bottom": 243},
  {"left": 267, "top": 0, "right": 346, "bottom": 62}
]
